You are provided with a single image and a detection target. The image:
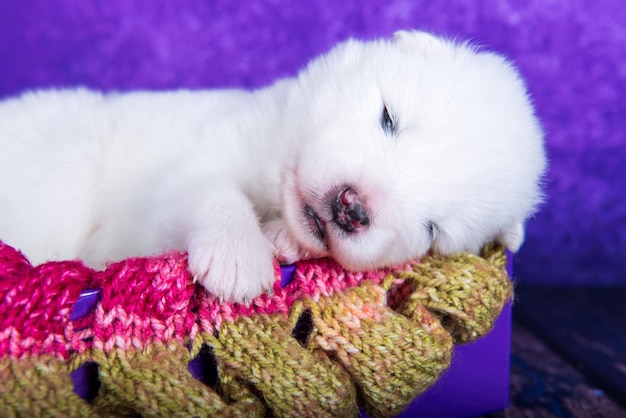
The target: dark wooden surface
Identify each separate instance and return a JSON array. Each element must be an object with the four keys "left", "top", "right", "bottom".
[{"left": 485, "top": 286, "right": 626, "bottom": 418}]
